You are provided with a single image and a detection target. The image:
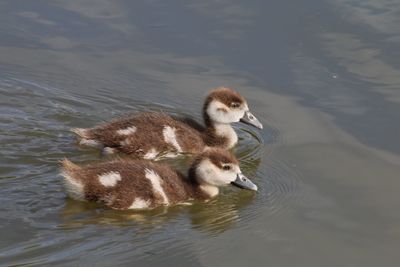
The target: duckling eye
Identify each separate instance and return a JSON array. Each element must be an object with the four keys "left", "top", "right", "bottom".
[
  {"left": 230, "top": 102, "right": 240, "bottom": 108},
  {"left": 222, "top": 165, "right": 231, "bottom": 171}
]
